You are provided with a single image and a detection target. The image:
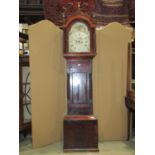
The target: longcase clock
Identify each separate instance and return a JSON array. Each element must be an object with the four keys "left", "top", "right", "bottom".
[{"left": 63, "top": 12, "right": 99, "bottom": 152}]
